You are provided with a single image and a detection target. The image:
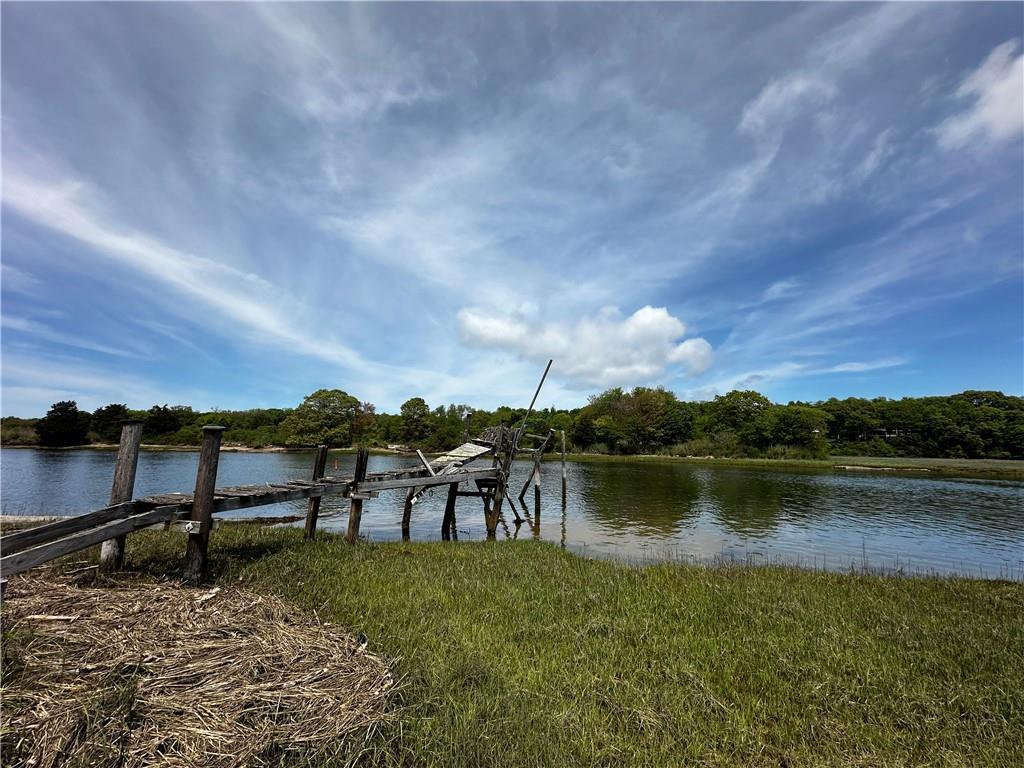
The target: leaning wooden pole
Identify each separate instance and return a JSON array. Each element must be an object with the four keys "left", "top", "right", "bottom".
[
  {"left": 98, "top": 419, "right": 144, "bottom": 573},
  {"left": 512, "top": 359, "right": 553, "bottom": 458},
  {"left": 184, "top": 425, "right": 225, "bottom": 585},
  {"left": 303, "top": 444, "right": 330, "bottom": 541},
  {"left": 345, "top": 447, "right": 370, "bottom": 544}
]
